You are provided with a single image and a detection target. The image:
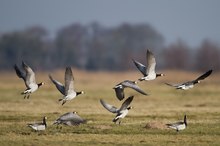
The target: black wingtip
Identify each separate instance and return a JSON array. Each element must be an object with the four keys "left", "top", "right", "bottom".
[
  {"left": 207, "top": 69, "right": 213, "bottom": 74},
  {"left": 48, "top": 74, "right": 53, "bottom": 80},
  {"left": 138, "top": 78, "right": 144, "bottom": 81}
]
